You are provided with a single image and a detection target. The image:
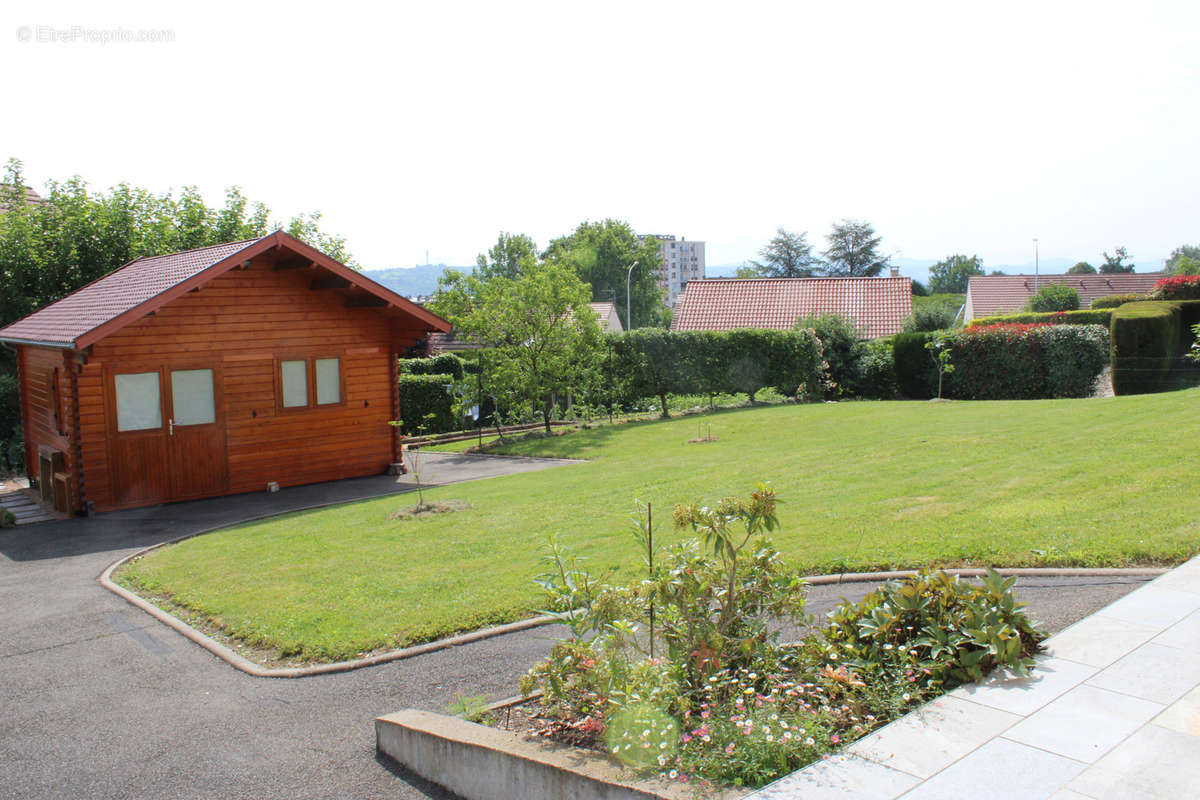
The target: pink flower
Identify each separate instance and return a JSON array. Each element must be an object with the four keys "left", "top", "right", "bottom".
[
  {"left": 681, "top": 734, "right": 692, "bottom": 744},
  {"left": 725, "top": 743, "right": 735, "bottom": 754},
  {"left": 700, "top": 710, "right": 709, "bottom": 719},
  {"left": 831, "top": 734, "right": 840, "bottom": 744}
]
